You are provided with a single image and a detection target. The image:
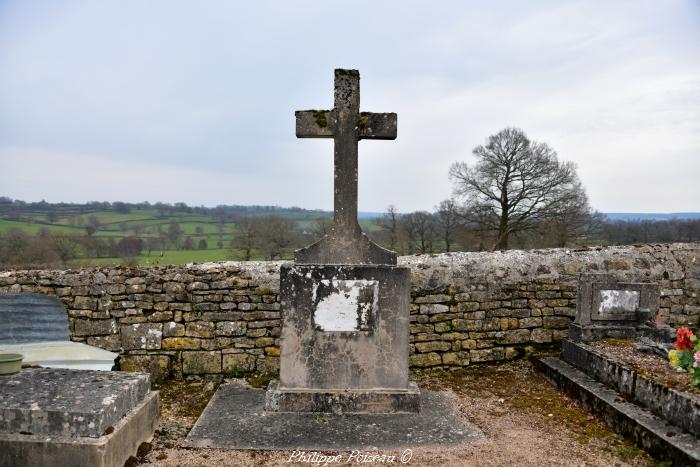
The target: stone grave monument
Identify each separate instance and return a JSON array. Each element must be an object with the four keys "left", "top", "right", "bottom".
[
  {"left": 568, "top": 273, "right": 674, "bottom": 342},
  {"left": 184, "top": 69, "right": 481, "bottom": 450},
  {"left": 265, "top": 68, "right": 419, "bottom": 414}
]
